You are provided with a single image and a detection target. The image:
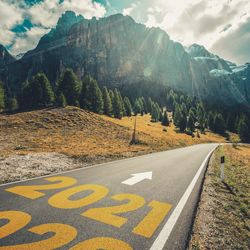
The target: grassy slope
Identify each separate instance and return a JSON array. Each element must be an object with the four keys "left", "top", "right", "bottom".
[
  {"left": 0, "top": 107, "right": 230, "bottom": 184},
  {"left": 103, "top": 113, "right": 226, "bottom": 147},
  {"left": 0, "top": 107, "right": 226, "bottom": 159},
  {"left": 189, "top": 145, "right": 250, "bottom": 249}
]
